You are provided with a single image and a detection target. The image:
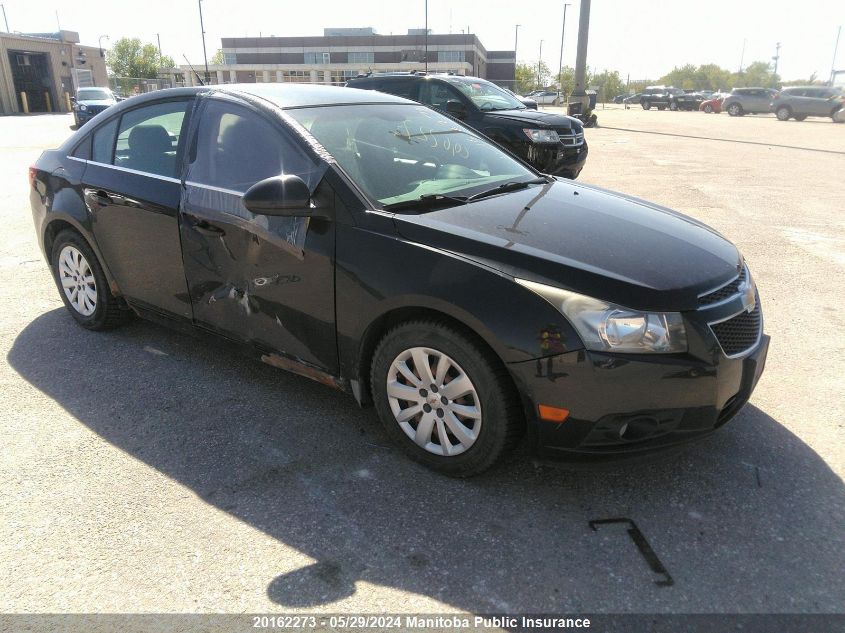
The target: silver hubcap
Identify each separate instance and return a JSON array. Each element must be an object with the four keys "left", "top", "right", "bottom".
[
  {"left": 58, "top": 245, "right": 97, "bottom": 316},
  {"left": 386, "top": 347, "right": 482, "bottom": 457}
]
